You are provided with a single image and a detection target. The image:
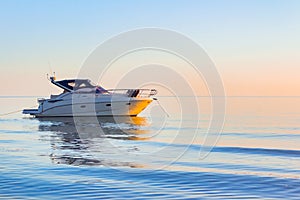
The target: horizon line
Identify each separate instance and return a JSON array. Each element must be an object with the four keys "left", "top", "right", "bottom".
[{"left": 1, "top": 95, "right": 300, "bottom": 98}]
